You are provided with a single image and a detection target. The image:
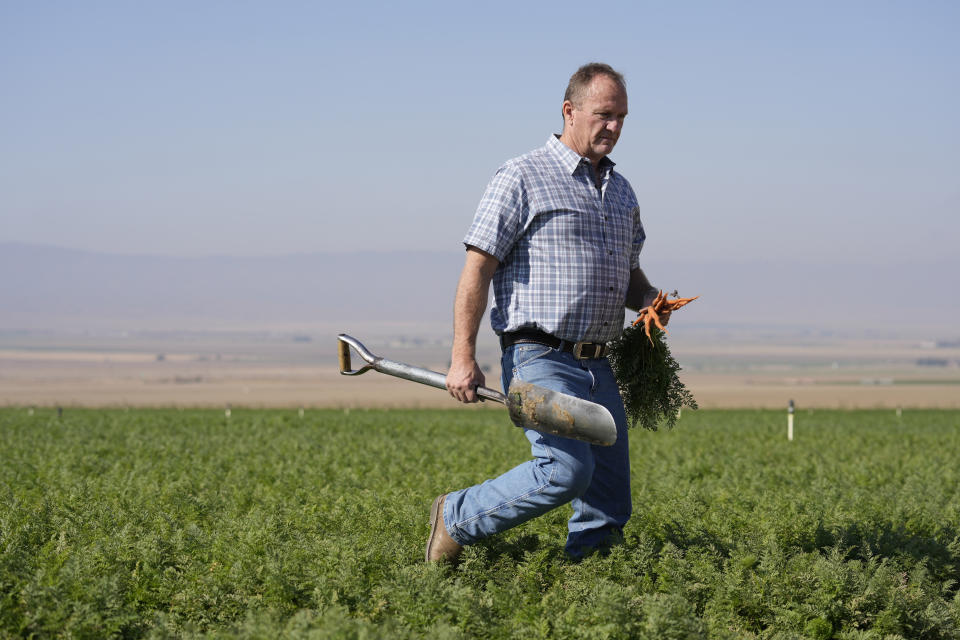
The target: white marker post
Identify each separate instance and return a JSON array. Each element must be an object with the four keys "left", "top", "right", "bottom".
[{"left": 787, "top": 399, "right": 795, "bottom": 441}]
